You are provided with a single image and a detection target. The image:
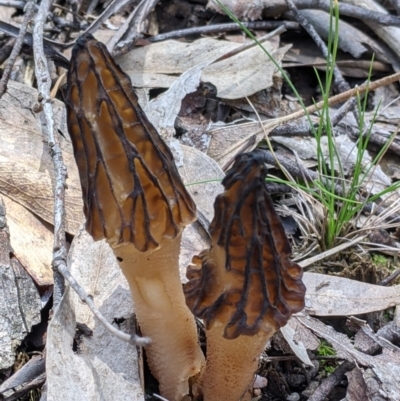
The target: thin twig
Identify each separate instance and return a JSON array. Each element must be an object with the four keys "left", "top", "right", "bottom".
[
  {"left": 285, "top": 0, "right": 350, "bottom": 94},
  {"left": 0, "top": 20, "right": 69, "bottom": 68},
  {"left": 307, "top": 360, "right": 355, "bottom": 401},
  {"left": 0, "top": 0, "right": 35, "bottom": 98},
  {"left": 33, "top": 0, "right": 67, "bottom": 306},
  {"left": 215, "top": 70, "right": 400, "bottom": 165},
  {"left": 330, "top": 97, "right": 357, "bottom": 127},
  {"left": 265, "top": 0, "right": 400, "bottom": 27},
  {"left": 56, "top": 261, "right": 151, "bottom": 346},
  {"left": 378, "top": 268, "right": 400, "bottom": 286},
  {"left": 110, "top": 0, "right": 160, "bottom": 54},
  {"left": 148, "top": 20, "right": 300, "bottom": 42}
]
